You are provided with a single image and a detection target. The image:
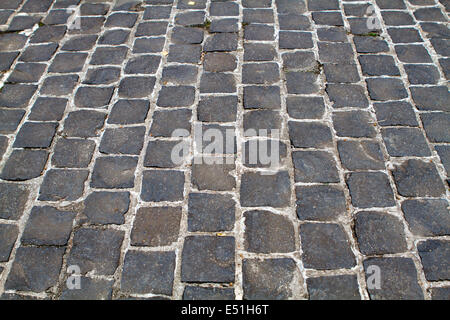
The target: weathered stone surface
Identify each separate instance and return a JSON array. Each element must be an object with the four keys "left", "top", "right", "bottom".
[
  {"left": 52, "top": 138, "right": 96, "bottom": 168},
  {"left": 0, "top": 150, "right": 48, "bottom": 181},
  {"left": 420, "top": 112, "right": 450, "bottom": 143},
  {"left": 68, "top": 228, "right": 124, "bottom": 275},
  {"left": 91, "top": 156, "right": 138, "bottom": 189},
  {"left": 292, "top": 150, "right": 339, "bottom": 183},
  {"left": 300, "top": 223, "right": 356, "bottom": 270},
  {"left": 381, "top": 127, "right": 431, "bottom": 157},
  {"left": 295, "top": 185, "right": 347, "bottom": 221},
  {"left": 410, "top": 86, "right": 450, "bottom": 111},
  {"left": 402, "top": 199, "right": 450, "bottom": 237},
  {"left": 181, "top": 236, "right": 235, "bottom": 283},
  {"left": 63, "top": 110, "right": 106, "bottom": 138},
  {"left": 417, "top": 240, "right": 450, "bottom": 281},
  {"left": 240, "top": 171, "right": 291, "bottom": 207},
  {"left": 244, "top": 86, "right": 281, "bottom": 110},
  {"left": 0, "top": 109, "right": 25, "bottom": 133},
  {"left": 244, "top": 210, "right": 295, "bottom": 253},
  {"left": 391, "top": 160, "right": 446, "bottom": 197},
  {"left": 99, "top": 127, "right": 146, "bottom": 155},
  {"left": 307, "top": 275, "right": 360, "bottom": 300},
  {"left": 337, "top": 140, "right": 385, "bottom": 171},
  {"left": 60, "top": 277, "right": 113, "bottom": 300},
  {"left": 29, "top": 97, "right": 67, "bottom": 121},
  {"left": 150, "top": 108, "right": 192, "bottom": 137},
  {"left": 84, "top": 191, "right": 130, "bottom": 225},
  {"left": 108, "top": 100, "right": 150, "bottom": 125},
  {"left": 0, "top": 84, "right": 37, "bottom": 108},
  {"left": 22, "top": 206, "right": 75, "bottom": 246},
  {"left": 144, "top": 140, "right": 188, "bottom": 168},
  {"left": 192, "top": 159, "right": 235, "bottom": 191},
  {"left": 204, "top": 53, "right": 237, "bottom": 72},
  {"left": 346, "top": 172, "right": 395, "bottom": 208},
  {"left": 243, "top": 258, "right": 303, "bottom": 300},
  {"left": 0, "top": 224, "right": 18, "bottom": 262},
  {"left": 198, "top": 96, "right": 237, "bottom": 122},
  {"left": 39, "top": 169, "right": 89, "bottom": 201},
  {"left": 326, "top": 84, "right": 369, "bottom": 108},
  {"left": 157, "top": 86, "right": 196, "bottom": 106},
  {"left": 119, "top": 76, "right": 156, "bottom": 98},
  {"left": 13, "top": 122, "right": 58, "bottom": 148},
  {"left": 0, "top": 183, "right": 30, "bottom": 220},
  {"left": 131, "top": 207, "right": 182, "bottom": 246},
  {"left": 141, "top": 170, "right": 185, "bottom": 202},
  {"left": 121, "top": 250, "right": 175, "bottom": 295},
  {"left": 188, "top": 193, "right": 235, "bottom": 232},
  {"left": 288, "top": 122, "right": 333, "bottom": 148},
  {"left": 363, "top": 257, "right": 424, "bottom": 300},
  {"left": 183, "top": 287, "right": 235, "bottom": 300}
]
